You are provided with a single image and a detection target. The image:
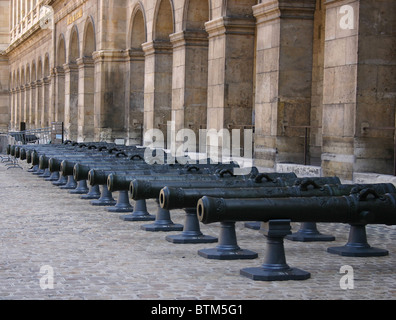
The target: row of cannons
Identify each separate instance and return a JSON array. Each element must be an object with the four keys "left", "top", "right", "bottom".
[{"left": 6, "top": 141, "right": 396, "bottom": 281}]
